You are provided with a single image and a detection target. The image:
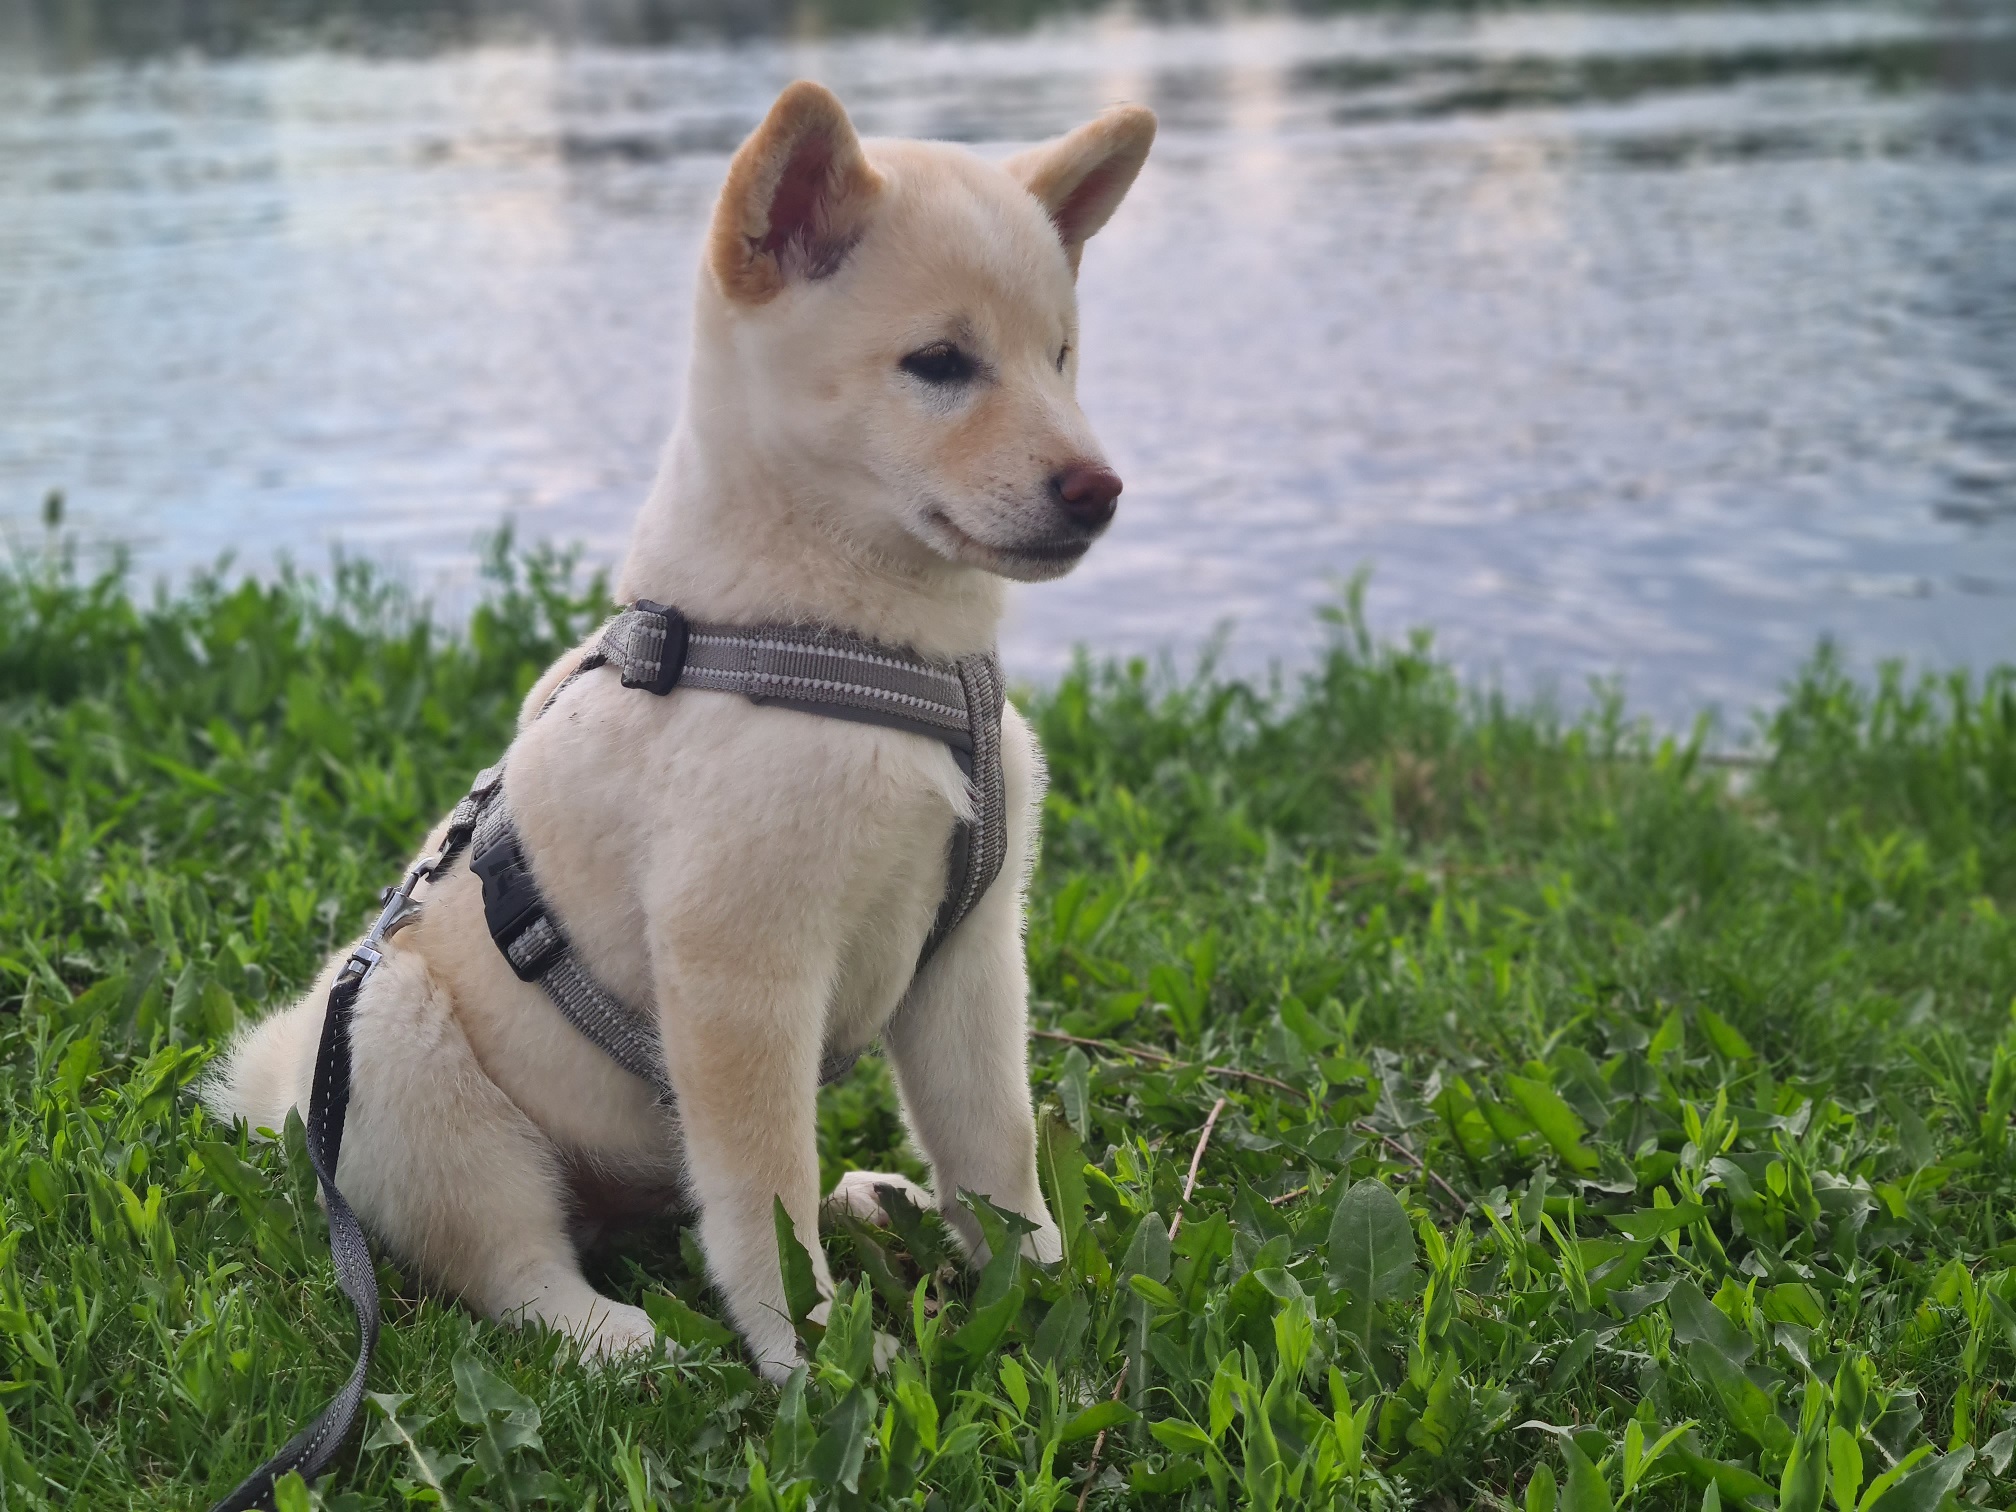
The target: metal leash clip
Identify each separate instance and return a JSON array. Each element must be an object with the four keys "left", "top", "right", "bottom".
[{"left": 340, "top": 854, "right": 438, "bottom": 984}]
